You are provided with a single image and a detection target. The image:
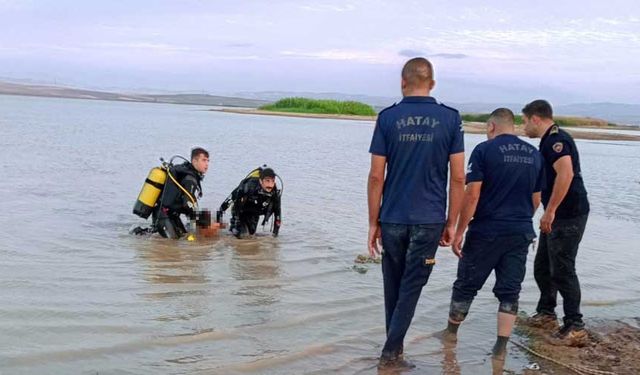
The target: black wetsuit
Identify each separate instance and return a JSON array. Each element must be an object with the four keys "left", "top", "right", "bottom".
[
  {"left": 227, "top": 177, "right": 281, "bottom": 238},
  {"left": 152, "top": 162, "right": 203, "bottom": 239}
]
